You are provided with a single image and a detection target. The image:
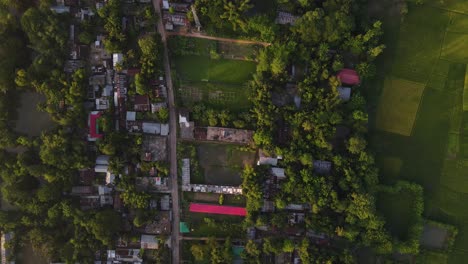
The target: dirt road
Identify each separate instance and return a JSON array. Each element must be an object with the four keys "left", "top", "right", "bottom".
[{"left": 152, "top": 0, "right": 180, "bottom": 263}]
